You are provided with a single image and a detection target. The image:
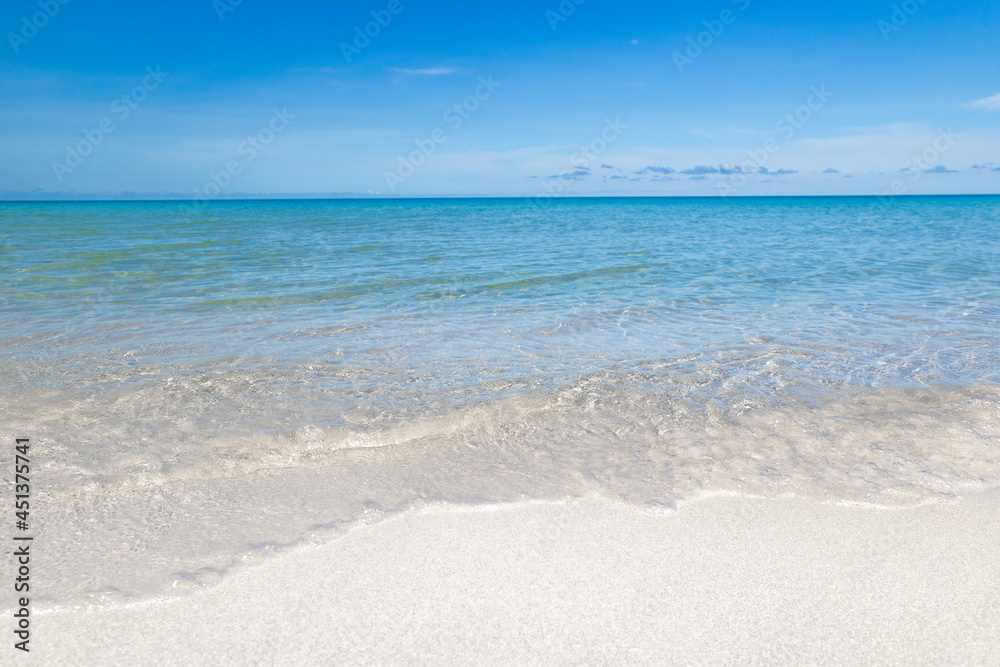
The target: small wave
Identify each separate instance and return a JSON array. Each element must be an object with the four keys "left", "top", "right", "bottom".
[{"left": 10, "top": 378, "right": 998, "bottom": 610}]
